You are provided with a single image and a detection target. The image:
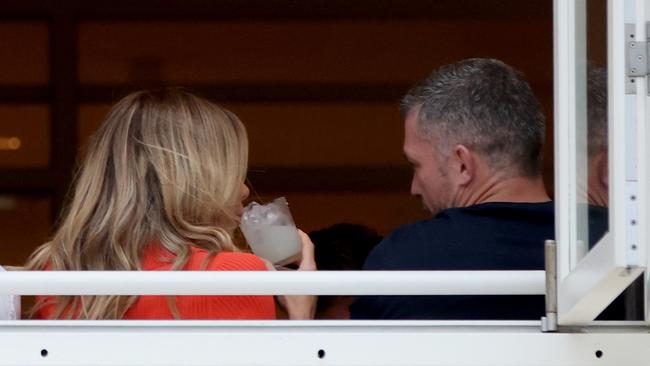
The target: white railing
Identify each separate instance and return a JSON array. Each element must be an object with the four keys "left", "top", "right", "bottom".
[{"left": 0, "top": 271, "right": 545, "bottom": 295}]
